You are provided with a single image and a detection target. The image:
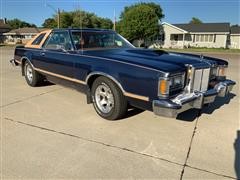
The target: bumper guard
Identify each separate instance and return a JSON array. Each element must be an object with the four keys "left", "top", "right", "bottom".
[{"left": 153, "top": 80, "right": 236, "bottom": 118}]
